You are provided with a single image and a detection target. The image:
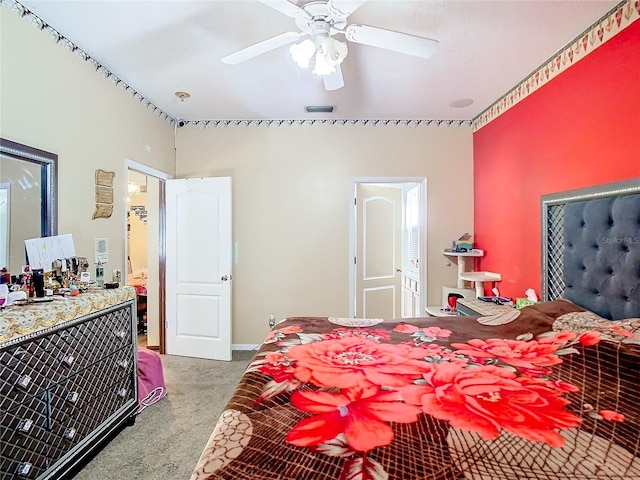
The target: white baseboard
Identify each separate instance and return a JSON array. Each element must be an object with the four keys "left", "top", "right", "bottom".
[{"left": 232, "top": 344, "right": 260, "bottom": 351}]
